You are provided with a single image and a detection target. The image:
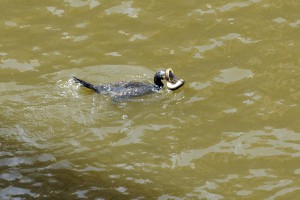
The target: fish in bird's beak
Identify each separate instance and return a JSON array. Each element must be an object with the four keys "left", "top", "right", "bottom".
[{"left": 165, "top": 68, "right": 185, "bottom": 90}]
